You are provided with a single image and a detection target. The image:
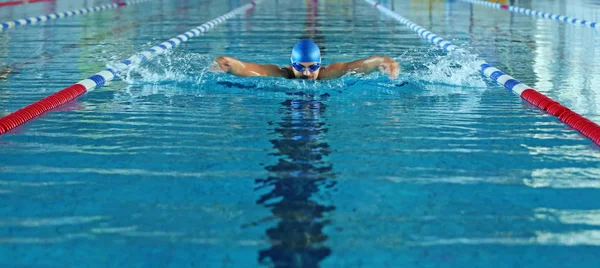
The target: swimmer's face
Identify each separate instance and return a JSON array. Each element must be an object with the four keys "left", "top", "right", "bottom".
[{"left": 291, "top": 62, "right": 321, "bottom": 80}]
